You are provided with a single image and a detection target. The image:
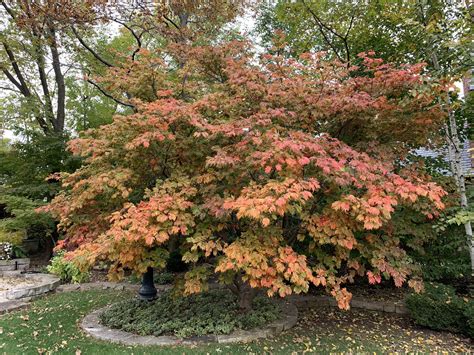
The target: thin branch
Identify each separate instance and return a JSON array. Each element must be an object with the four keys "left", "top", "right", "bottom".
[
  {"left": 162, "top": 14, "right": 181, "bottom": 31},
  {"left": 86, "top": 79, "right": 135, "bottom": 109},
  {"left": 342, "top": 14, "right": 355, "bottom": 64},
  {"left": 301, "top": 0, "right": 344, "bottom": 62},
  {"left": 0, "top": 0, "right": 15, "bottom": 19},
  {"left": 110, "top": 18, "right": 143, "bottom": 61},
  {"left": 71, "top": 25, "right": 114, "bottom": 67},
  {"left": 0, "top": 84, "right": 21, "bottom": 94}
]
